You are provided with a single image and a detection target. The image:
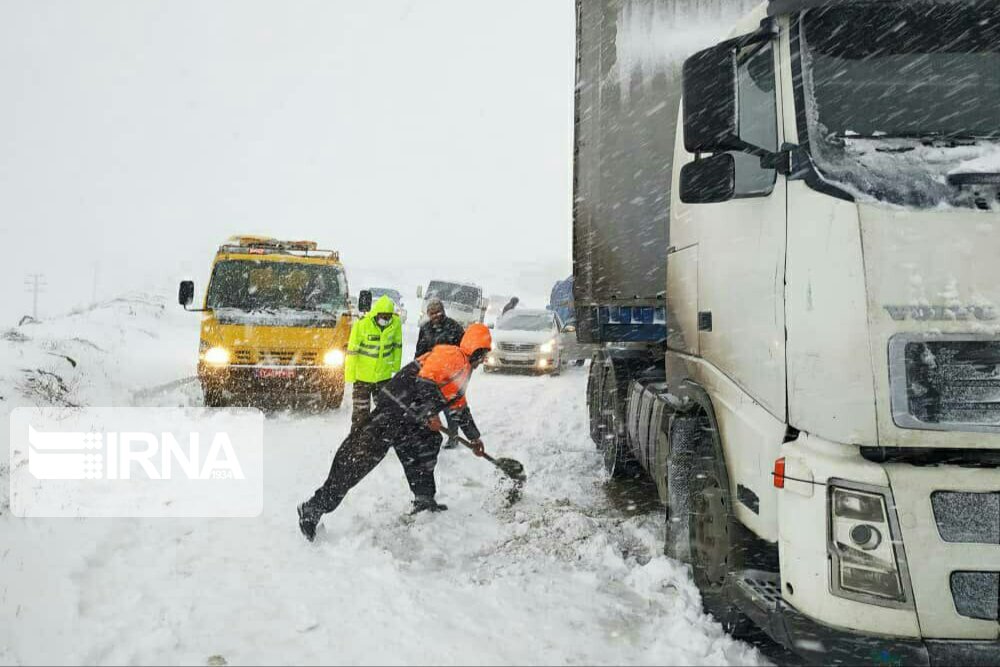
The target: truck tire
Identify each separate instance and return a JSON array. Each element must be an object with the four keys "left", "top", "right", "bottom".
[
  {"left": 673, "top": 412, "right": 754, "bottom": 637},
  {"left": 586, "top": 357, "right": 606, "bottom": 447},
  {"left": 598, "top": 360, "right": 636, "bottom": 478},
  {"left": 203, "top": 386, "right": 226, "bottom": 408},
  {"left": 321, "top": 385, "right": 344, "bottom": 410}
]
